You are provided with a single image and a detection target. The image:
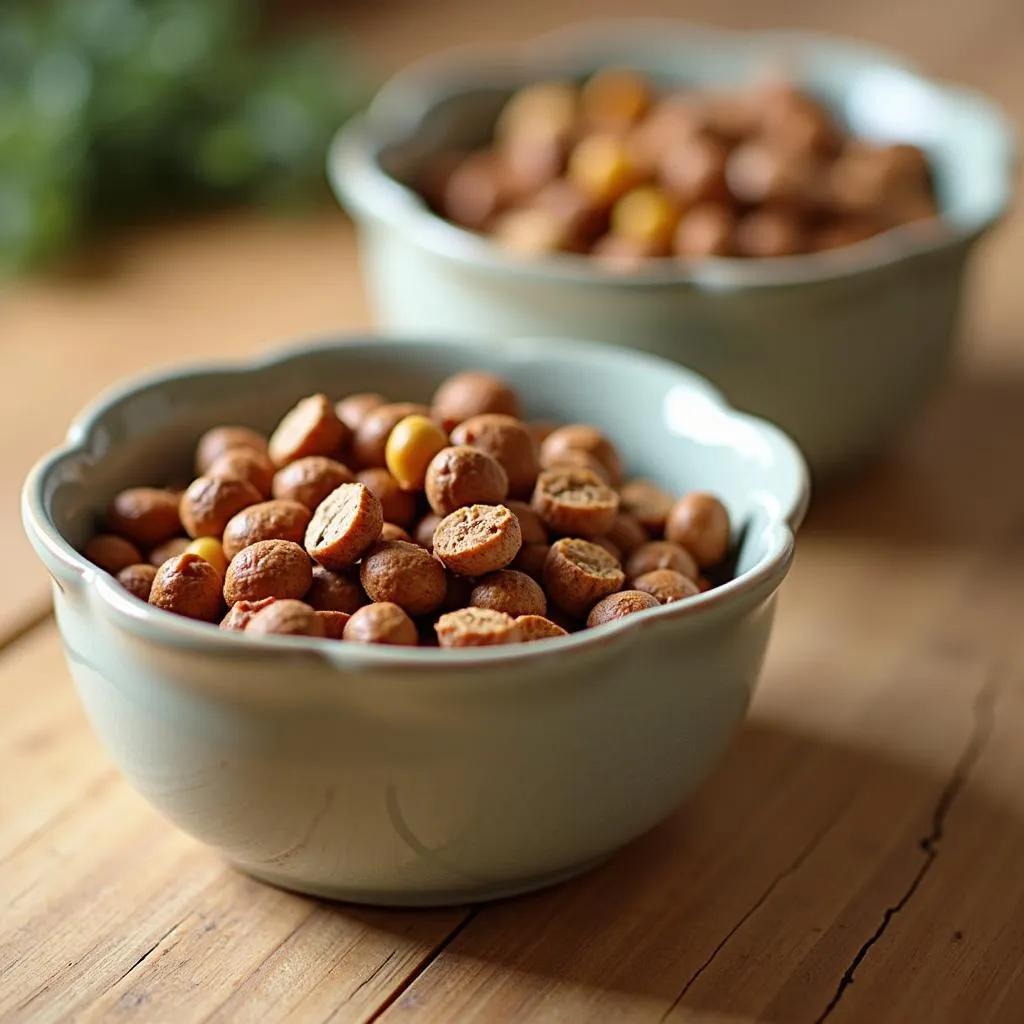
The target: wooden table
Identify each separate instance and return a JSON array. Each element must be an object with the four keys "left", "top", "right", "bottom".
[{"left": 2, "top": 1, "right": 1022, "bottom": 1020}]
